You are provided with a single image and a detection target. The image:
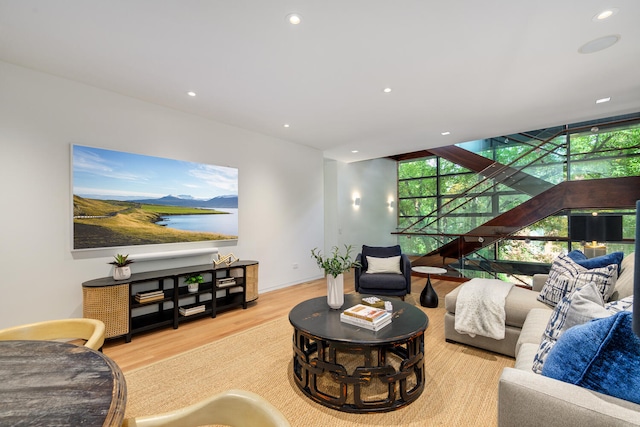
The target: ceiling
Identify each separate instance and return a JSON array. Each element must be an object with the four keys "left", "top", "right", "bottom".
[{"left": 1, "top": 1, "right": 639, "bottom": 163}]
